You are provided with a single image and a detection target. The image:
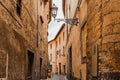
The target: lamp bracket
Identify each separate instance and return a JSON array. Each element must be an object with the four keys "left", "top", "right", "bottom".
[{"left": 55, "top": 18, "right": 79, "bottom": 26}]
